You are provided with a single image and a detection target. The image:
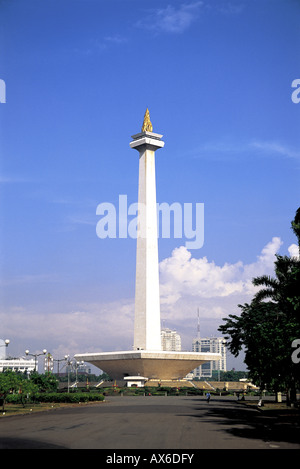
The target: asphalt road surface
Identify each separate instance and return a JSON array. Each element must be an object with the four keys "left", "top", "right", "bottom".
[{"left": 0, "top": 395, "right": 299, "bottom": 450}]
